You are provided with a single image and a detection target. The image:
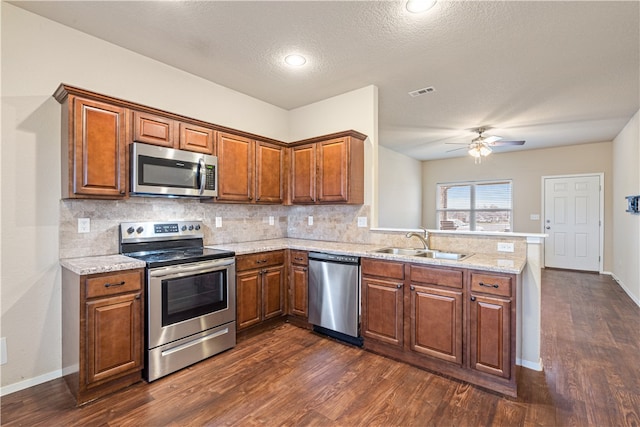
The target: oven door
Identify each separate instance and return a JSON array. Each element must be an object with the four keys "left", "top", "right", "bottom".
[{"left": 147, "top": 257, "right": 235, "bottom": 349}]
